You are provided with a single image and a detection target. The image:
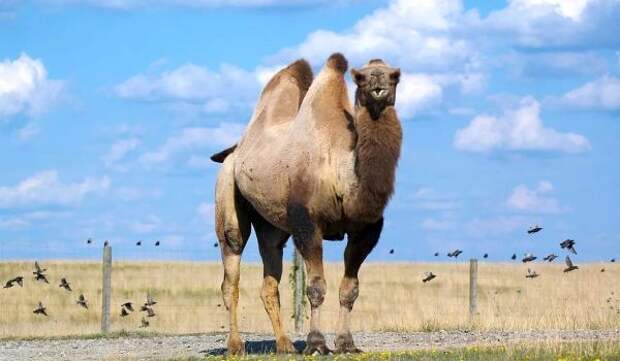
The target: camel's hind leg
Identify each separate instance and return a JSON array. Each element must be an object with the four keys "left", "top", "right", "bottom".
[
  {"left": 253, "top": 214, "right": 296, "bottom": 353},
  {"left": 335, "top": 218, "right": 383, "bottom": 353},
  {"left": 215, "top": 157, "right": 251, "bottom": 356}
]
